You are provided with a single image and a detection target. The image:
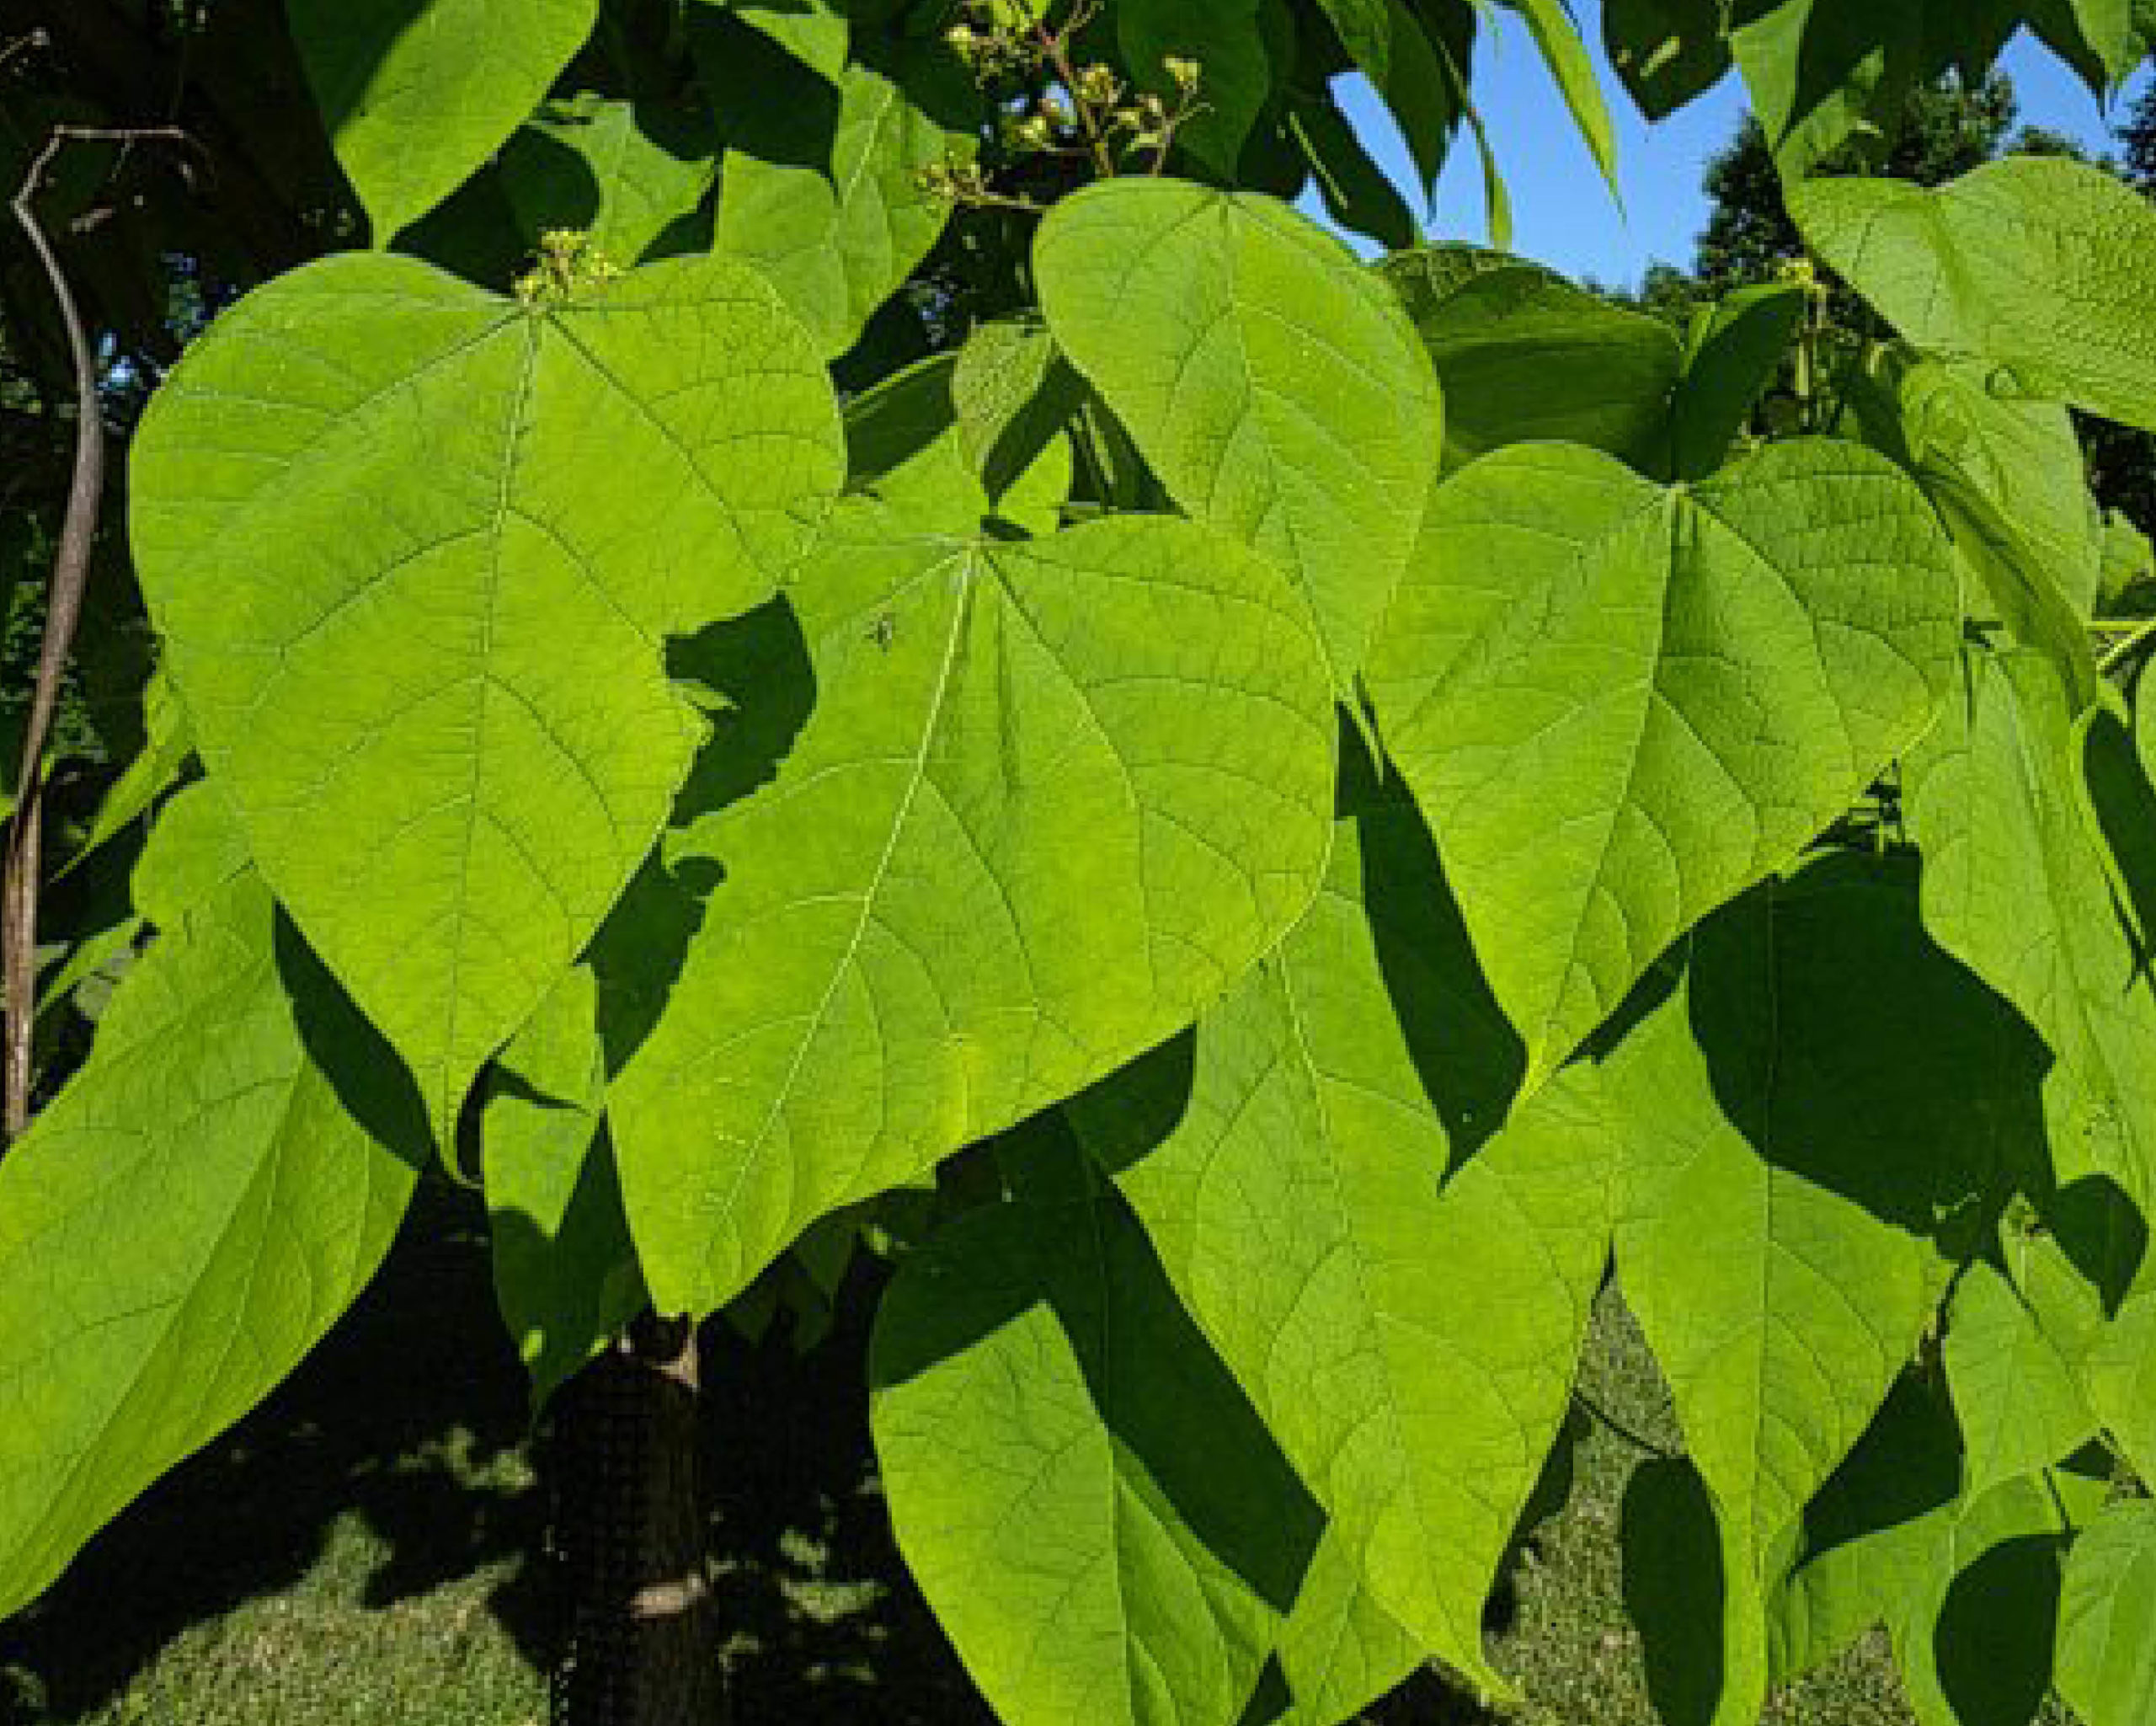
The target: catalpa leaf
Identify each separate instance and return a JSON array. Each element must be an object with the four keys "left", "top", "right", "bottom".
[
  {"left": 1943, "top": 1259, "right": 2099, "bottom": 1500},
  {"left": 1366, "top": 438, "right": 1960, "bottom": 1089},
  {"left": 1793, "top": 158, "right": 2156, "bottom": 436},
  {"left": 1905, "top": 647, "right": 2156, "bottom": 1215},
  {"left": 1603, "top": 0, "right": 1732, "bottom": 120},
  {"left": 1609, "top": 860, "right": 2047, "bottom": 1726},
  {"left": 500, "top": 94, "right": 719, "bottom": 265},
  {"left": 870, "top": 1120, "right": 1321, "bottom": 1726},
  {"left": 130, "top": 250, "right": 844, "bottom": 1136},
  {"left": 483, "top": 965, "right": 643, "bottom": 1412},
  {"left": 1260, "top": 1525, "right": 1423, "bottom": 1726},
  {"left": 1070, "top": 767, "right": 1613, "bottom": 1701},
  {"left": 610, "top": 503, "right": 1336, "bottom": 1316},
  {"left": 715, "top": 37, "right": 979, "bottom": 358},
  {"left": 2057, "top": 1496, "right": 2156, "bottom": 1726},
  {"left": 1036, "top": 180, "right": 1443, "bottom": 693},
  {"left": 1672, "top": 282, "right": 1806, "bottom": 481},
  {"left": 1729, "top": 0, "right": 1922, "bottom": 179},
  {"left": 0, "top": 870, "right": 424, "bottom": 1619},
  {"left": 1380, "top": 246, "right": 1681, "bottom": 475},
  {"left": 287, "top": 0, "right": 599, "bottom": 240}
]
